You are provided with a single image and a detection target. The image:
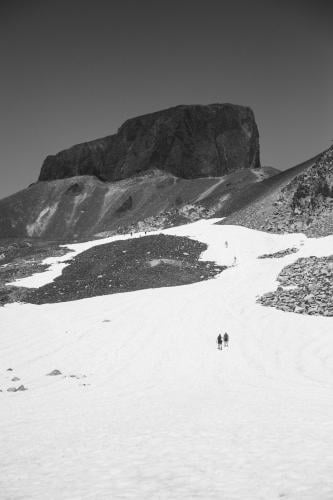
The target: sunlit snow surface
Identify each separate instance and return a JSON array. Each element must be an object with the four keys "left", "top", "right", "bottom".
[{"left": 1, "top": 219, "right": 333, "bottom": 499}]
